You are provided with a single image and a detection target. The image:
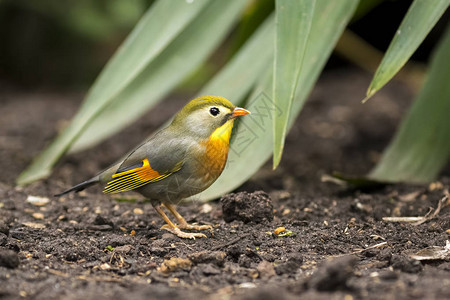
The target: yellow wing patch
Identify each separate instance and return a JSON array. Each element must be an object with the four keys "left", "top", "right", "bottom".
[{"left": 103, "top": 158, "right": 181, "bottom": 194}]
